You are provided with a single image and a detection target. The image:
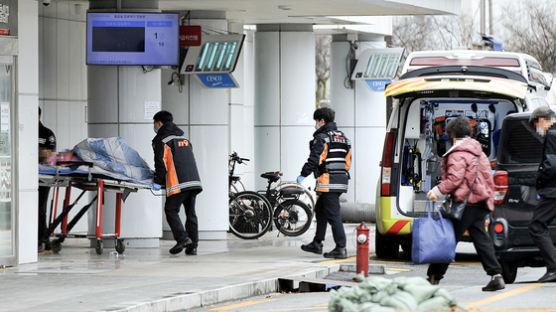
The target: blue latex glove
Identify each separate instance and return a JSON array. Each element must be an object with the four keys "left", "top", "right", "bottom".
[
  {"left": 296, "top": 175, "right": 305, "bottom": 184},
  {"left": 150, "top": 183, "right": 161, "bottom": 191}
]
